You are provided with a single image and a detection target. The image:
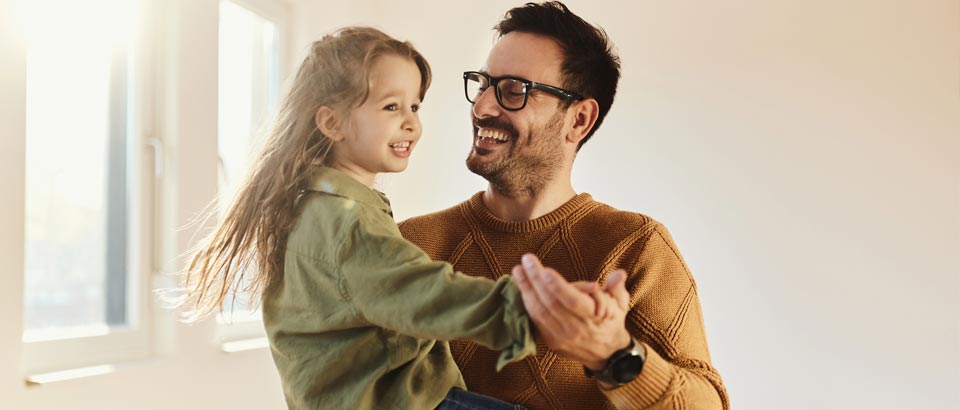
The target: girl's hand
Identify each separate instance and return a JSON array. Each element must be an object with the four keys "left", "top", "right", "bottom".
[
  {"left": 512, "top": 254, "right": 632, "bottom": 371},
  {"left": 570, "top": 281, "right": 617, "bottom": 322}
]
